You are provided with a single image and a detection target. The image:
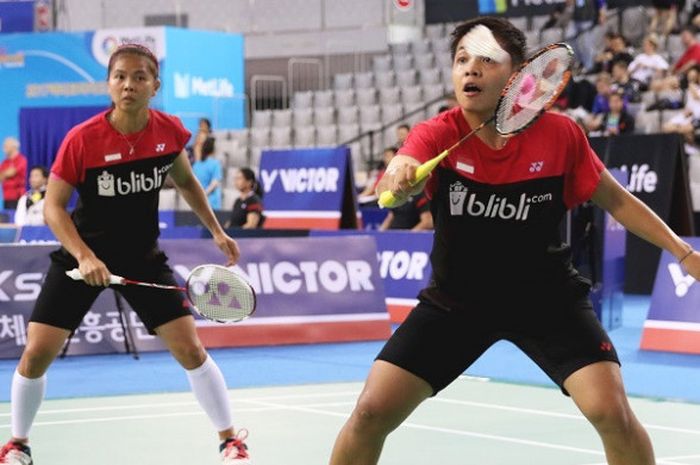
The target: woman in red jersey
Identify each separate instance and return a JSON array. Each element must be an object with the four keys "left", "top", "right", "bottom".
[
  {"left": 329, "top": 17, "right": 700, "bottom": 465},
  {"left": 0, "top": 45, "right": 250, "bottom": 465}
]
